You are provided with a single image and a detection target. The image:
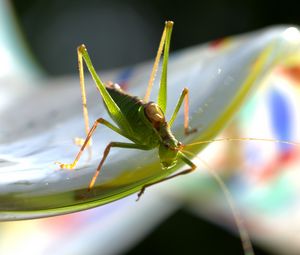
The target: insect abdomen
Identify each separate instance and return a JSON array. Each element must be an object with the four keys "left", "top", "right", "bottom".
[{"left": 105, "top": 86, "right": 159, "bottom": 146}]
